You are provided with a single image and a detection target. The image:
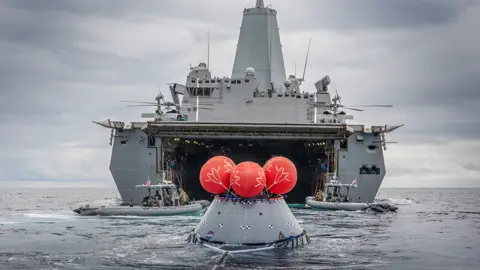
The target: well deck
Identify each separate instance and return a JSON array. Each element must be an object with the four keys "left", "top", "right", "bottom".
[{"left": 142, "top": 121, "right": 352, "bottom": 140}]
